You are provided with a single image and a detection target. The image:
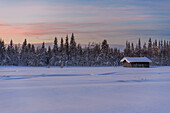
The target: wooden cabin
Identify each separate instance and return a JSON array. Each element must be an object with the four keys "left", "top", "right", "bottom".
[{"left": 120, "top": 57, "right": 152, "bottom": 68}]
